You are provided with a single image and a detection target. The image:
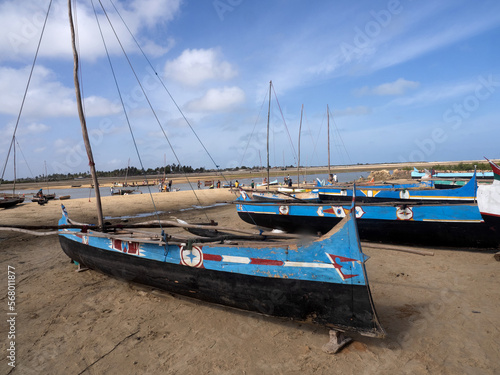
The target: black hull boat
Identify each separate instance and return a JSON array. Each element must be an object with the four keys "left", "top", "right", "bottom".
[
  {"left": 0, "top": 197, "right": 24, "bottom": 209},
  {"left": 58, "top": 207, "right": 384, "bottom": 337}
]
